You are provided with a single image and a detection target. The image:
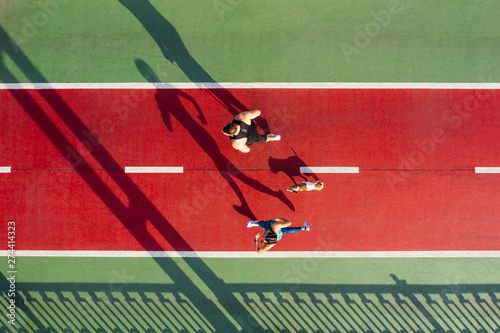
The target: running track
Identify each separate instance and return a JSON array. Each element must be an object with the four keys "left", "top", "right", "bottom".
[{"left": 2, "top": 88, "right": 500, "bottom": 252}]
